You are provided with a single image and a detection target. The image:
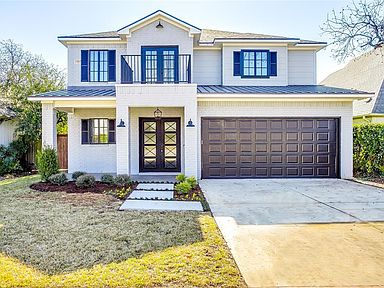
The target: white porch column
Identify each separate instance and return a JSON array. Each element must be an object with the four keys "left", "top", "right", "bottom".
[
  {"left": 116, "top": 105, "right": 129, "bottom": 175},
  {"left": 41, "top": 103, "right": 57, "bottom": 149},
  {"left": 184, "top": 101, "right": 198, "bottom": 177},
  {"left": 340, "top": 114, "right": 353, "bottom": 179}
]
